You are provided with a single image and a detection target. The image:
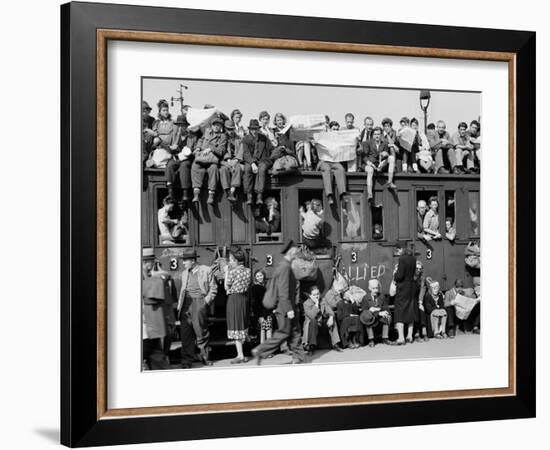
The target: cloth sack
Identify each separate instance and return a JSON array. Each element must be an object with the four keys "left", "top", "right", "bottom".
[
  {"left": 465, "top": 241, "right": 481, "bottom": 269},
  {"left": 343, "top": 285, "right": 367, "bottom": 304},
  {"left": 194, "top": 149, "right": 219, "bottom": 165},
  {"left": 272, "top": 155, "right": 299, "bottom": 171},
  {"left": 291, "top": 248, "right": 318, "bottom": 281},
  {"left": 147, "top": 148, "right": 172, "bottom": 169}
]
